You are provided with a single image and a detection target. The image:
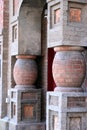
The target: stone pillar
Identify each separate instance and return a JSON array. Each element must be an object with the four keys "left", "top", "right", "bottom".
[
  {"left": 8, "top": 0, "right": 46, "bottom": 130},
  {"left": 9, "top": 55, "right": 45, "bottom": 130},
  {"left": 46, "top": 0, "right": 87, "bottom": 129},
  {"left": 47, "top": 46, "right": 87, "bottom": 130}
]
